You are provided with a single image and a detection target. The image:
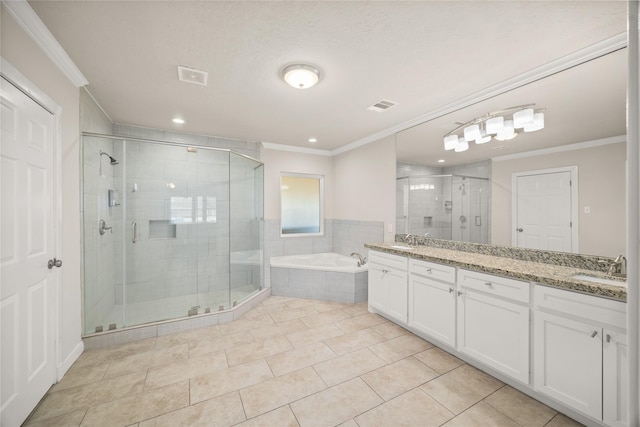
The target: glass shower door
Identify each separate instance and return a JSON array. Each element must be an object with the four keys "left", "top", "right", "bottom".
[
  {"left": 229, "top": 152, "right": 264, "bottom": 307},
  {"left": 123, "top": 140, "right": 200, "bottom": 325},
  {"left": 82, "top": 135, "right": 122, "bottom": 334},
  {"left": 83, "top": 134, "right": 265, "bottom": 332},
  {"left": 195, "top": 148, "right": 231, "bottom": 312}
]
